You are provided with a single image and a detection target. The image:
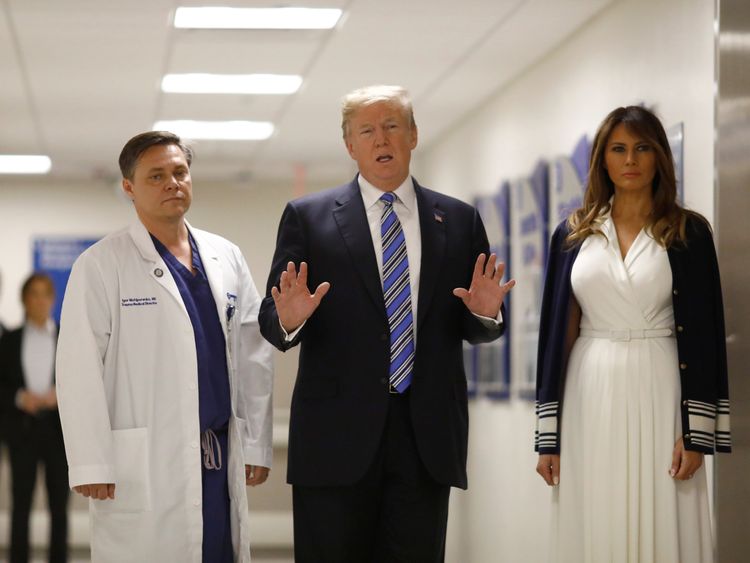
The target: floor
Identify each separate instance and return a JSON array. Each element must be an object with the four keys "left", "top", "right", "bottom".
[{"left": 5, "top": 547, "right": 295, "bottom": 562}]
